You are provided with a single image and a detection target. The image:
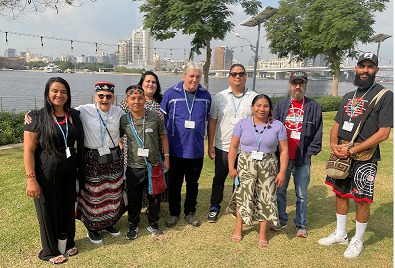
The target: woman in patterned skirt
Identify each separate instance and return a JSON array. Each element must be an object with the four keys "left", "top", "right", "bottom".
[
  {"left": 228, "top": 94, "right": 288, "bottom": 248},
  {"left": 118, "top": 71, "right": 169, "bottom": 210},
  {"left": 75, "top": 81, "right": 126, "bottom": 244}
]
